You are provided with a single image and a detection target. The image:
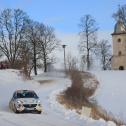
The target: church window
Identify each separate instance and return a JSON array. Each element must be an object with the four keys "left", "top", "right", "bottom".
[
  {"left": 119, "top": 66, "right": 124, "bottom": 70},
  {"left": 117, "top": 38, "right": 121, "bottom": 42},
  {"left": 118, "top": 51, "right": 122, "bottom": 56}
]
